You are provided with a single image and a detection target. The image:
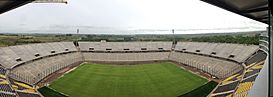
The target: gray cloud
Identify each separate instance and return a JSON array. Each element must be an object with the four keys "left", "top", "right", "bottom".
[{"left": 0, "top": 0, "right": 267, "bottom": 34}]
